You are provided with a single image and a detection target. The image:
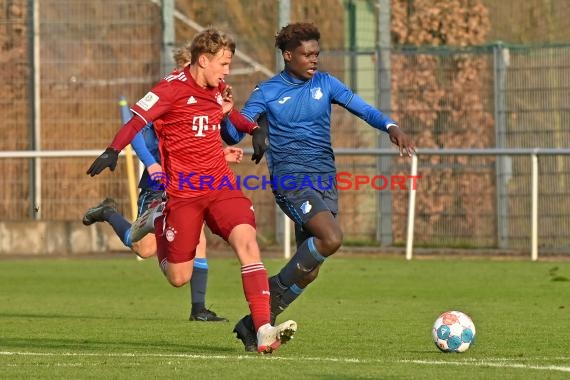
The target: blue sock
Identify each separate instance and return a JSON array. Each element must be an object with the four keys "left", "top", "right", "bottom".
[
  {"left": 191, "top": 258, "right": 208, "bottom": 314},
  {"left": 278, "top": 237, "right": 326, "bottom": 287},
  {"left": 271, "top": 284, "right": 305, "bottom": 322},
  {"left": 280, "top": 284, "right": 304, "bottom": 308},
  {"left": 107, "top": 212, "right": 132, "bottom": 248},
  {"left": 122, "top": 227, "right": 133, "bottom": 248}
]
